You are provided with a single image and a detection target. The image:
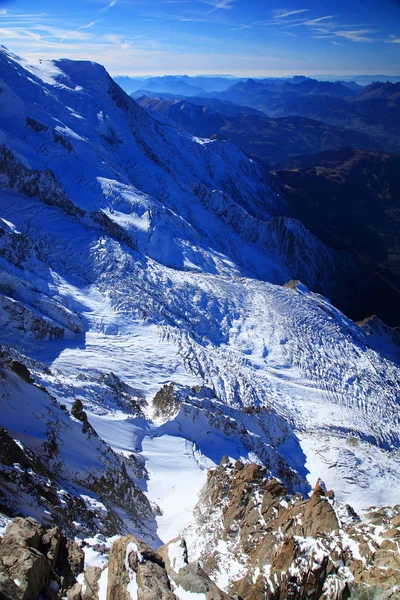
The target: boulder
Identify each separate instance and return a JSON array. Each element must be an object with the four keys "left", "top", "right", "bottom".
[
  {"left": 0, "top": 517, "right": 44, "bottom": 551},
  {"left": 0, "top": 517, "right": 51, "bottom": 600},
  {"left": 1, "top": 546, "right": 51, "bottom": 600}
]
